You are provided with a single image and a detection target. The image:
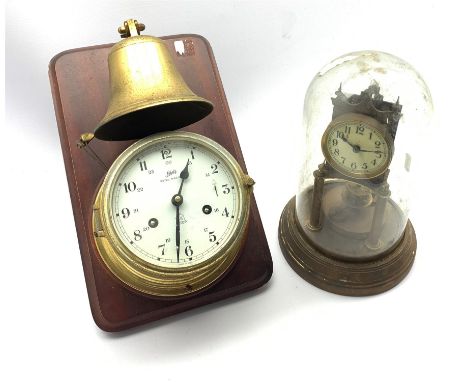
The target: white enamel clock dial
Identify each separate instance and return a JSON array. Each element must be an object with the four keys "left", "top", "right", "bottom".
[
  {"left": 112, "top": 136, "right": 238, "bottom": 267},
  {"left": 322, "top": 113, "right": 393, "bottom": 179},
  {"left": 93, "top": 131, "right": 253, "bottom": 297}
]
